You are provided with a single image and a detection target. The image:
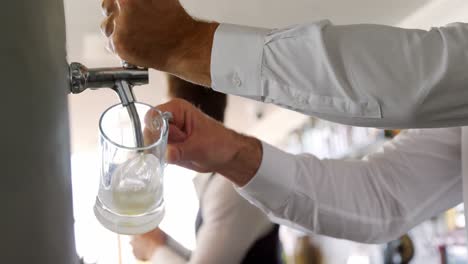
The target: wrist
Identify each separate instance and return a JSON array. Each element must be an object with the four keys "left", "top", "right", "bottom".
[
  {"left": 217, "top": 132, "right": 263, "bottom": 187},
  {"left": 166, "top": 21, "right": 219, "bottom": 86}
]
